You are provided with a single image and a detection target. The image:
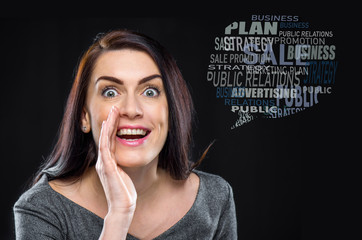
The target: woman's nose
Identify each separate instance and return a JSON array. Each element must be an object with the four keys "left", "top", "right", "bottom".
[{"left": 118, "top": 94, "right": 143, "bottom": 119}]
